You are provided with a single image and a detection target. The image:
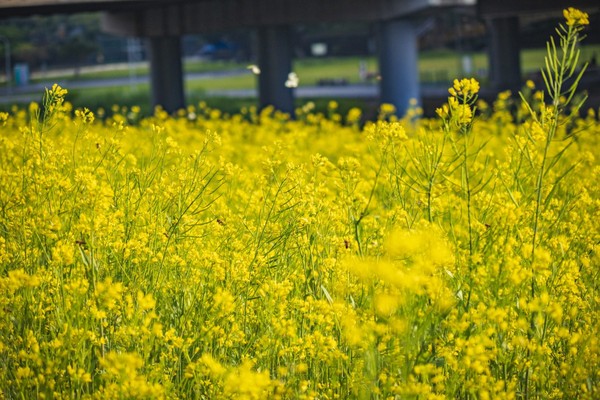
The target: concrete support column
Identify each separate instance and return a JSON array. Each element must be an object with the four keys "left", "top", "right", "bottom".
[
  {"left": 488, "top": 16, "right": 521, "bottom": 91},
  {"left": 147, "top": 36, "right": 185, "bottom": 113},
  {"left": 378, "top": 18, "right": 419, "bottom": 116},
  {"left": 257, "top": 25, "right": 294, "bottom": 115}
]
